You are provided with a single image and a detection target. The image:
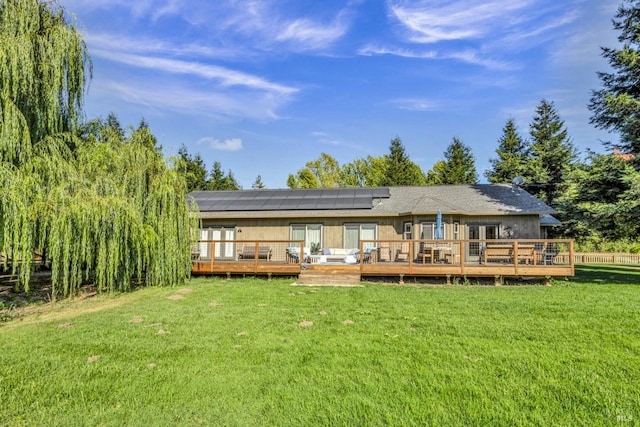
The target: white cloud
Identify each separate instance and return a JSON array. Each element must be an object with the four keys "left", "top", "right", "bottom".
[
  {"left": 93, "top": 79, "right": 290, "bottom": 122},
  {"left": 388, "top": 0, "right": 537, "bottom": 44},
  {"left": 198, "top": 137, "right": 244, "bottom": 151},
  {"left": 92, "top": 49, "right": 298, "bottom": 96},
  {"left": 391, "top": 98, "right": 438, "bottom": 112},
  {"left": 275, "top": 15, "right": 349, "bottom": 51},
  {"left": 359, "top": 44, "right": 512, "bottom": 70},
  {"left": 359, "top": 44, "right": 437, "bottom": 59},
  {"left": 85, "top": 33, "right": 246, "bottom": 60}
]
